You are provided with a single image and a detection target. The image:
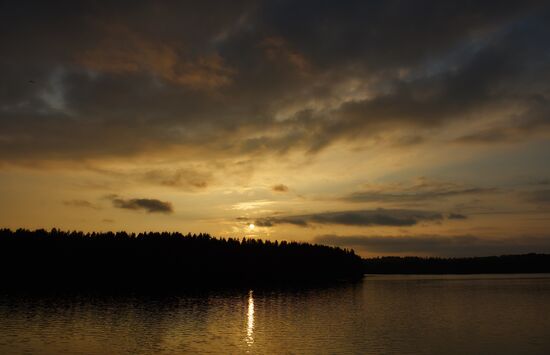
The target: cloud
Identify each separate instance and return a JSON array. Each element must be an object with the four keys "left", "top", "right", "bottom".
[
  {"left": 253, "top": 209, "right": 447, "bottom": 228},
  {"left": 0, "top": 1, "right": 549, "bottom": 165},
  {"left": 314, "top": 234, "right": 550, "bottom": 257},
  {"left": 524, "top": 189, "right": 550, "bottom": 206},
  {"left": 345, "top": 187, "right": 495, "bottom": 203},
  {"left": 260, "top": 36, "right": 311, "bottom": 74},
  {"left": 272, "top": 184, "right": 289, "bottom": 192},
  {"left": 448, "top": 213, "right": 468, "bottom": 220},
  {"left": 77, "top": 24, "right": 235, "bottom": 90},
  {"left": 454, "top": 128, "right": 521, "bottom": 144},
  {"left": 142, "top": 168, "right": 212, "bottom": 190},
  {"left": 109, "top": 195, "right": 173, "bottom": 214},
  {"left": 343, "top": 179, "right": 497, "bottom": 203},
  {"left": 454, "top": 99, "right": 550, "bottom": 144},
  {"left": 63, "top": 199, "right": 99, "bottom": 209}
]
